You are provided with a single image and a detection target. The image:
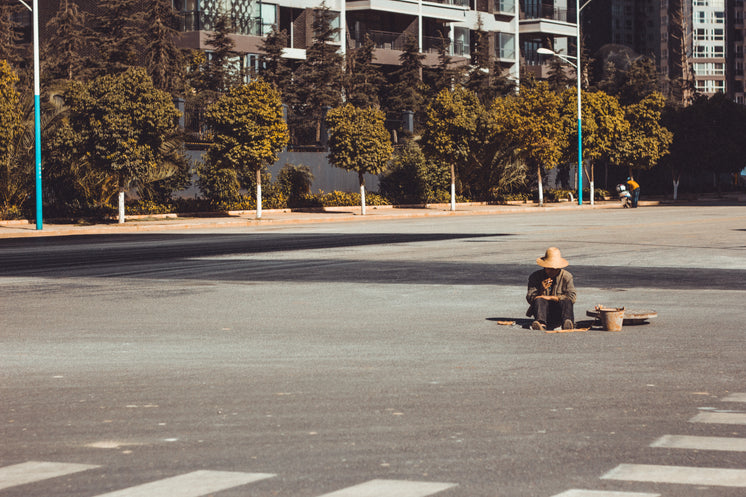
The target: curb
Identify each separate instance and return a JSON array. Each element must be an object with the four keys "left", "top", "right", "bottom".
[{"left": 0, "top": 200, "right": 653, "bottom": 239}]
